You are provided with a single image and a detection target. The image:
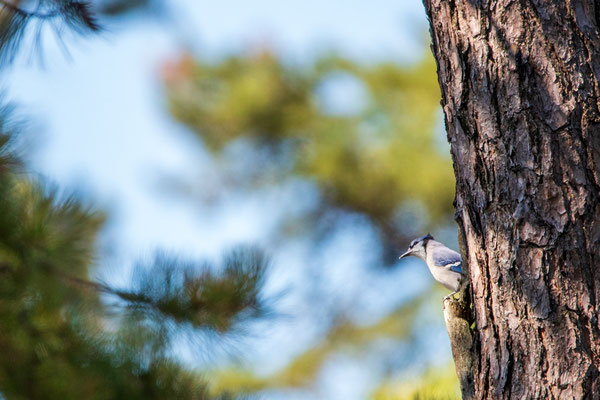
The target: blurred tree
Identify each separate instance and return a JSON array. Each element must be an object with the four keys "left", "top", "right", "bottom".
[
  {"left": 0, "top": 114, "right": 270, "bottom": 398},
  {"left": 205, "top": 292, "right": 459, "bottom": 398},
  {"left": 163, "top": 49, "right": 461, "bottom": 398},
  {"left": 164, "top": 50, "right": 456, "bottom": 262},
  {"left": 0, "top": 0, "right": 462, "bottom": 398},
  {"left": 370, "top": 362, "right": 461, "bottom": 400},
  {"left": 0, "top": 2, "right": 269, "bottom": 399}
]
